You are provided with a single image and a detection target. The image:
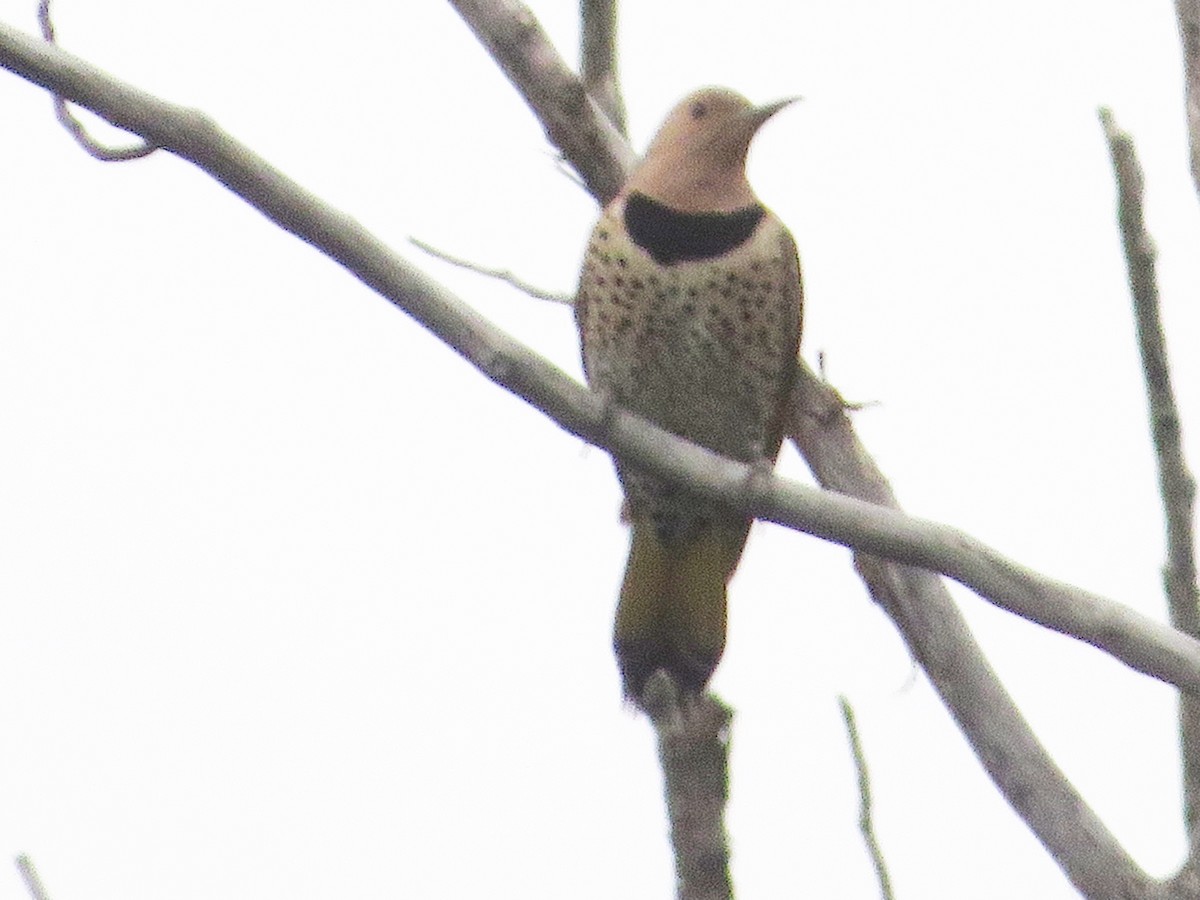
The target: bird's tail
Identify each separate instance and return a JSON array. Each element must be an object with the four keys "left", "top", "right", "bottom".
[{"left": 613, "top": 519, "right": 750, "bottom": 699}]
